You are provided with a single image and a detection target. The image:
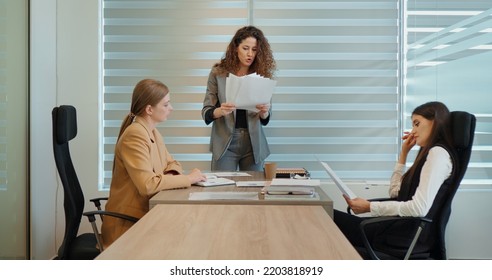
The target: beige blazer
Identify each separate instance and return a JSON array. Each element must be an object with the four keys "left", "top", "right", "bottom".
[{"left": 101, "top": 117, "right": 190, "bottom": 249}]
